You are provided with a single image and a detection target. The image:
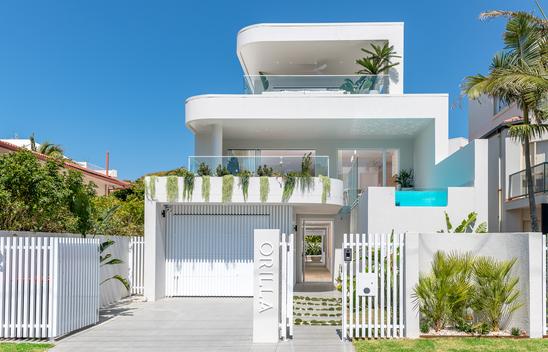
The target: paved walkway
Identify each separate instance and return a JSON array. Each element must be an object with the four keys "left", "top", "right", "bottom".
[{"left": 52, "top": 297, "right": 353, "bottom": 352}]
